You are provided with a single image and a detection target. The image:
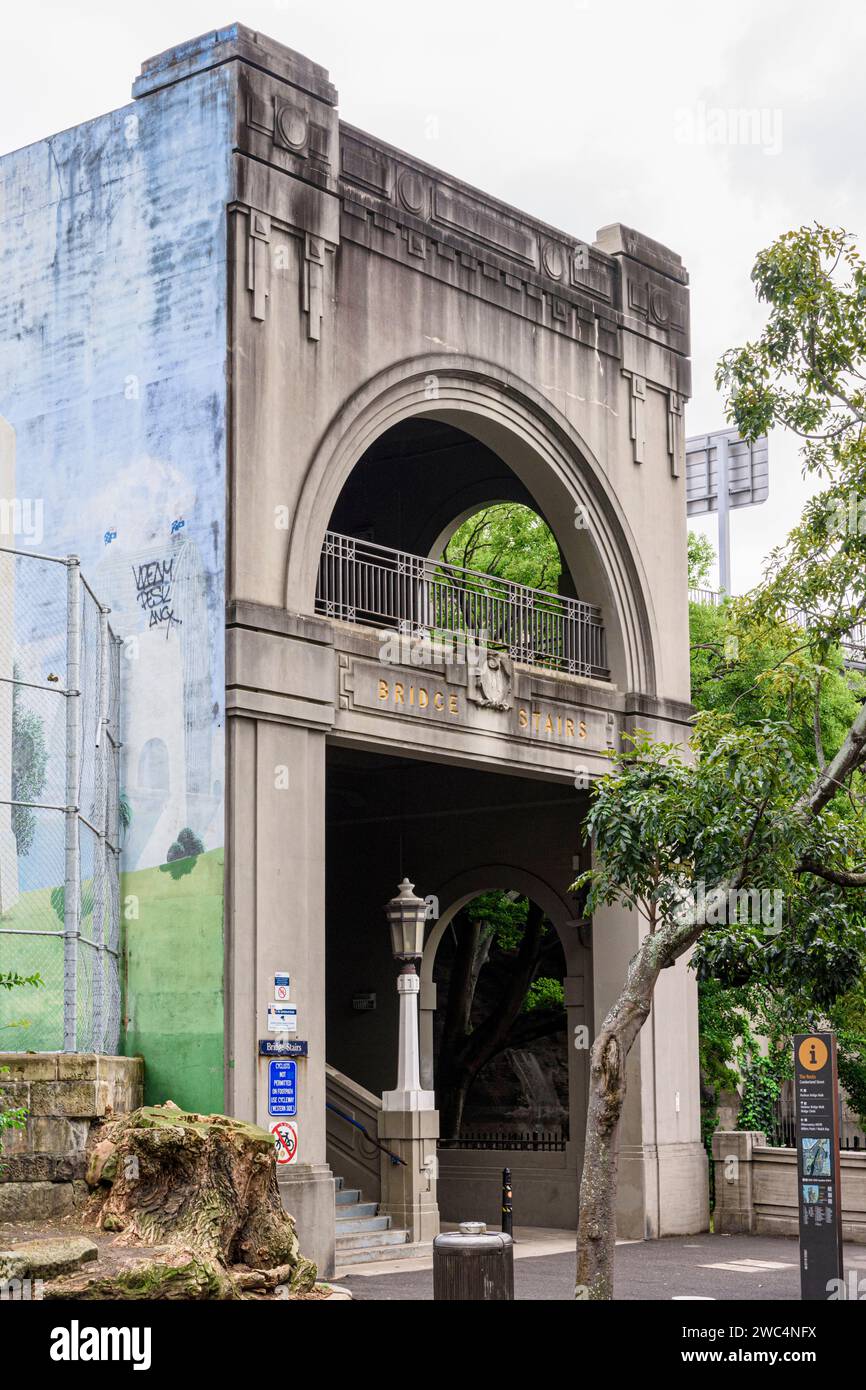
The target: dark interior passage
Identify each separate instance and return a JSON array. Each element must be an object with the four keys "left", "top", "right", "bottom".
[
  {"left": 324, "top": 744, "right": 590, "bottom": 1112},
  {"left": 326, "top": 419, "right": 578, "bottom": 599}
]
